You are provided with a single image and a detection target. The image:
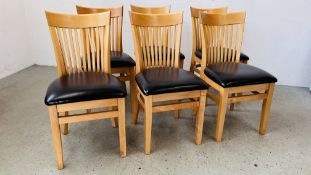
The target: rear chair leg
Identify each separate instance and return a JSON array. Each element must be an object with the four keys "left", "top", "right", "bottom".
[
  {"left": 49, "top": 106, "right": 64, "bottom": 170},
  {"left": 118, "top": 98, "right": 126, "bottom": 157},
  {"left": 60, "top": 112, "right": 68, "bottom": 135},
  {"left": 259, "top": 83, "right": 275, "bottom": 135},
  {"left": 229, "top": 94, "right": 236, "bottom": 111},
  {"left": 174, "top": 100, "right": 180, "bottom": 119},
  {"left": 192, "top": 97, "right": 199, "bottom": 116},
  {"left": 109, "top": 107, "right": 118, "bottom": 128}
]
